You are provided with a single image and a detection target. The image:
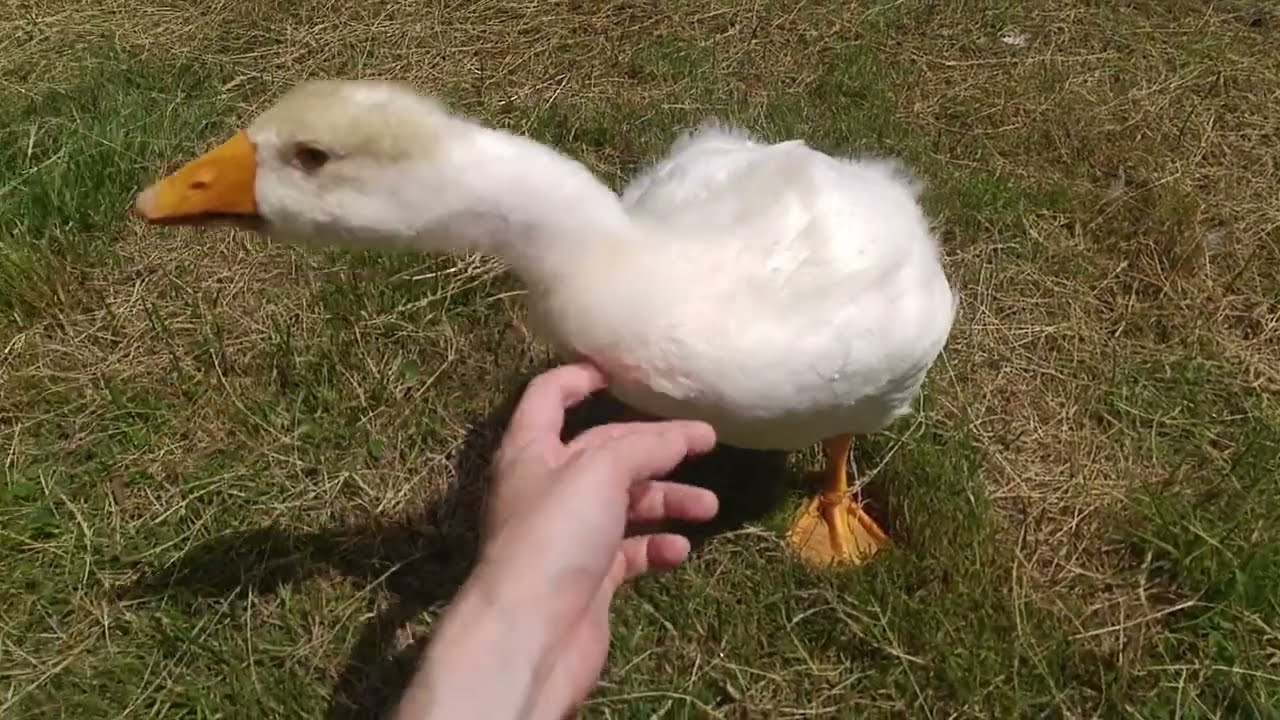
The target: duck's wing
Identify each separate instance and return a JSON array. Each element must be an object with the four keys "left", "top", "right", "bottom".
[
  {"left": 621, "top": 120, "right": 935, "bottom": 292},
  {"left": 621, "top": 120, "right": 805, "bottom": 229}
]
